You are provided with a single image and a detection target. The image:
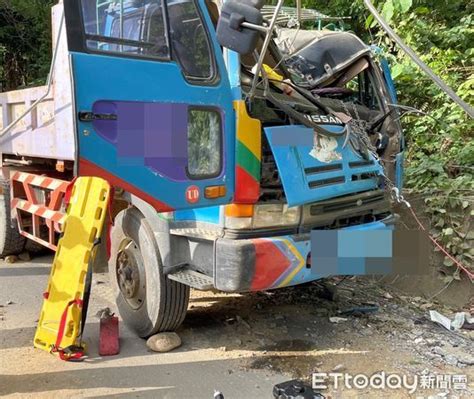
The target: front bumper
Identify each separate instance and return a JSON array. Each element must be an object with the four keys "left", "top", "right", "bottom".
[{"left": 214, "top": 215, "right": 397, "bottom": 292}]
